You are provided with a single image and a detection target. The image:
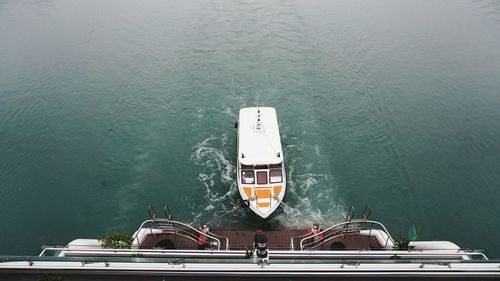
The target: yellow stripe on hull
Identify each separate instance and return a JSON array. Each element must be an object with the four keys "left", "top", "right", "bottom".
[{"left": 241, "top": 185, "right": 284, "bottom": 210}]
